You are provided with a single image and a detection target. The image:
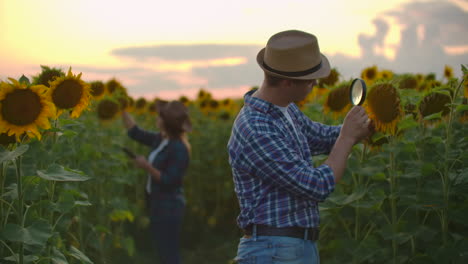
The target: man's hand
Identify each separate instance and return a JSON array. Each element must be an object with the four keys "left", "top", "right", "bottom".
[{"left": 341, "top": 106, "right": 373, "bottom": 145}]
